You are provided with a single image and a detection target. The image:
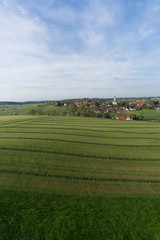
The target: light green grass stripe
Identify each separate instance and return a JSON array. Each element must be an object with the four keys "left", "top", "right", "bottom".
[
  {"left": 0, "top": 117, "right": 45, "bottom": 125},
  {"left": 1, "top": 126, "right": 160, "bottom": 134},
  {"left": 0, "top": 147, "right": 159, "bottom": 161},
  {"left": 11, "top": 121, "right": 160, "bottom": 128},
  {"left": 0, "top": 136, "right": 160, "bottom": 148},
  {"left": 19, "top": 124, "right": 160, "bottom": 129},
  {"left": 0, "top": 130, "right": 159, "bottom": 140}
]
